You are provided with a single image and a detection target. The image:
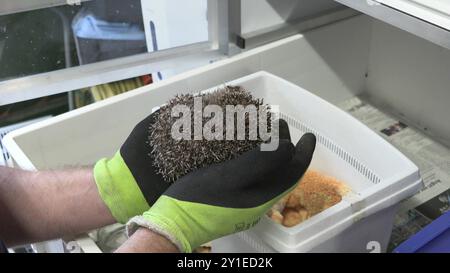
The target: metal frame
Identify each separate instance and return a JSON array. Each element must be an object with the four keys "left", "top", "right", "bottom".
[
  {"left": 336, "top": 0, "right": 450, "bottom": 50},
  {"left": 0, "top": 42, "right": 223, "bottom": 106},
  {"left": 208, "top": 0, "right": 230, "bottom": 55}
]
